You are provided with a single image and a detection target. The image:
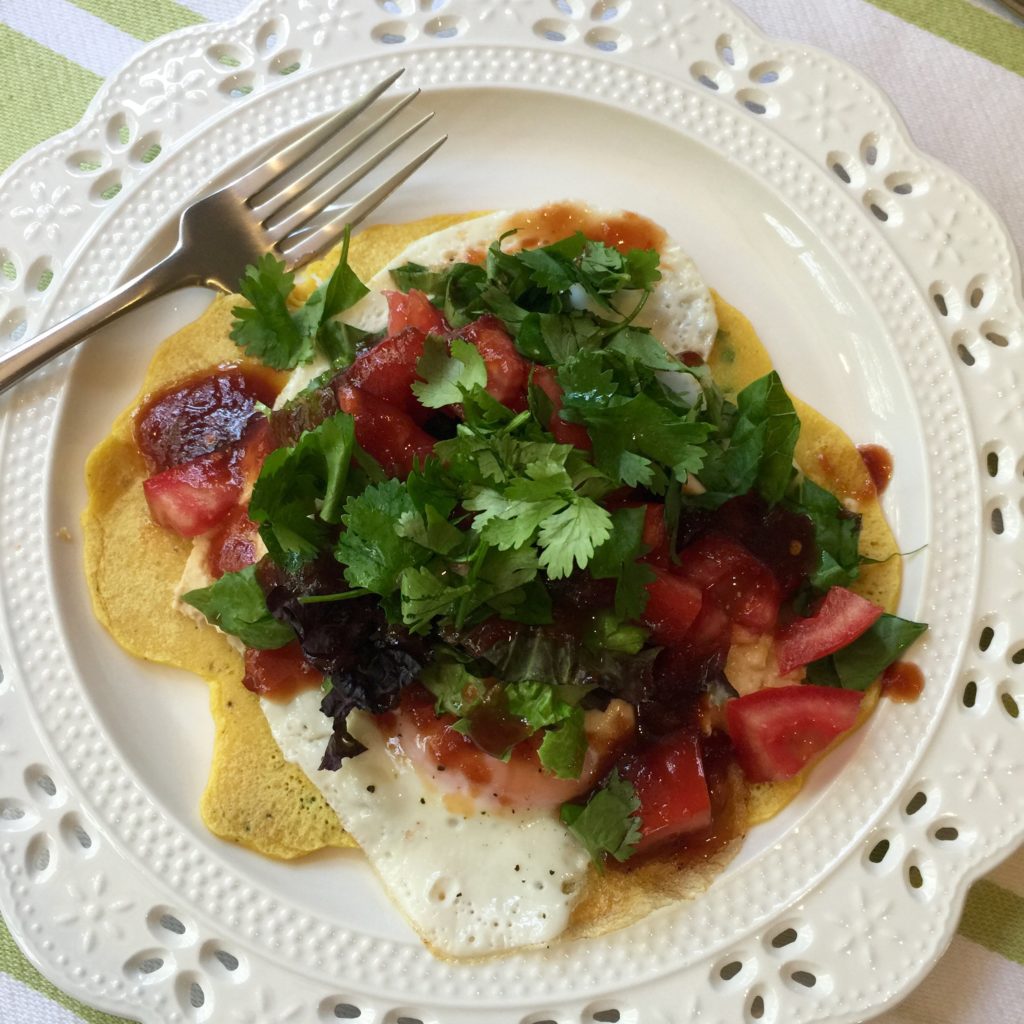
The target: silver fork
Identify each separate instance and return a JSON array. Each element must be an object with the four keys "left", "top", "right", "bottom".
[{"left": 0, "top": 69, "right": 445, "bottom": 396}]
